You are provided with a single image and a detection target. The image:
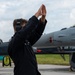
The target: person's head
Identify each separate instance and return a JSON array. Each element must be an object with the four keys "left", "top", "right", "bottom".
[{"left": 13, "top": 18, "right": 28, "bottom": 33}]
